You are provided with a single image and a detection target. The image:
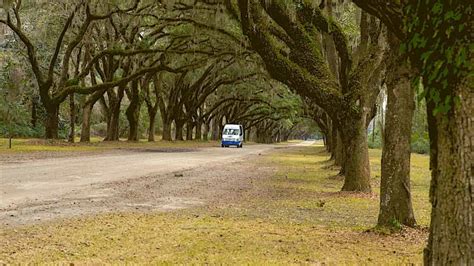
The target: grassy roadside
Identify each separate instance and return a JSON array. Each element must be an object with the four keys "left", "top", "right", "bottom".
[
  {"left": 0, "top": 137, "right": 222, "bottom": 153},
  {"left": 0, "top": 143, "right": 430, "bottom": 264}
]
